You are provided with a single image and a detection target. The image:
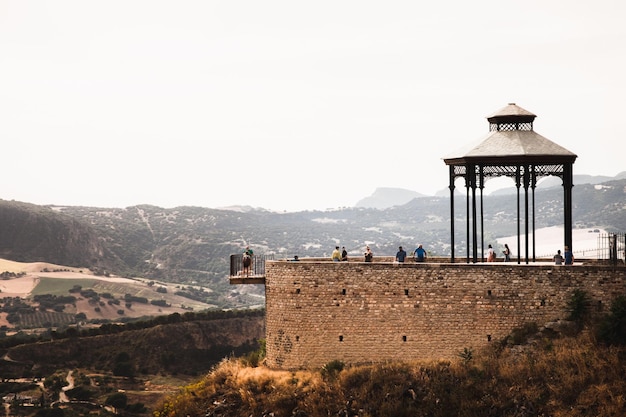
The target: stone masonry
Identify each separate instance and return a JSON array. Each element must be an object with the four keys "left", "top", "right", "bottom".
[{"left": 264, "top": 259, "right": 626, "bottom": 369}]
